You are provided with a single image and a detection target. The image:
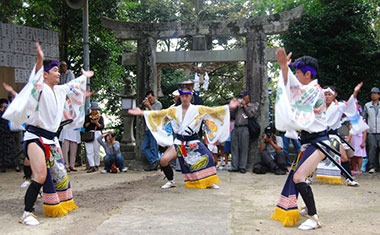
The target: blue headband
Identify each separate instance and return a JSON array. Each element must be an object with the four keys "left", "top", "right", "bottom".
[
  {"left": 178, "top": 89, "right": 193, "bottom": 95},
  {"left": 44, "top": 60, "right": 59, "bottom": 72},
  {"left": 293, "top": 61, "right": 317, "bottom": 77}
]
